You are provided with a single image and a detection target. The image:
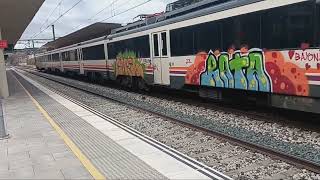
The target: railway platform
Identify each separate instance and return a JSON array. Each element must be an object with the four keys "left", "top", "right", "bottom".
[{"left": 0, "top": 69, "right": 231, "bottom": 180}]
